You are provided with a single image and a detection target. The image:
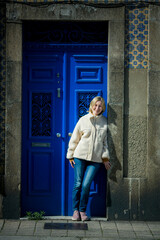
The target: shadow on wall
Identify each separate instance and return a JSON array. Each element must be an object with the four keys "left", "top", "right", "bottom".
[
  {"left": 107, "top": 105, "right": 122, "bottom": 208},
  {"left": 107, "top": 104, "right": 122, "bottom": 182}
]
